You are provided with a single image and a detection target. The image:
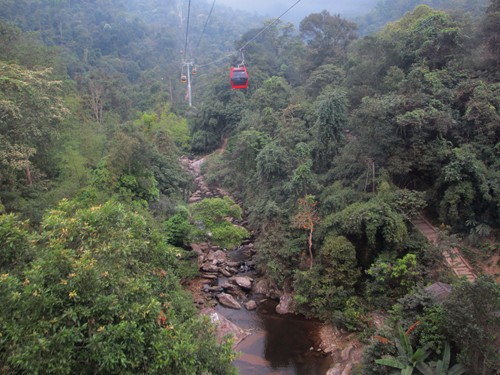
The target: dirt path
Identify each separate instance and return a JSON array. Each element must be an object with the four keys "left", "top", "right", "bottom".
[{"left": 412, "top": 216, "right": 476, "bottom": 282}]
